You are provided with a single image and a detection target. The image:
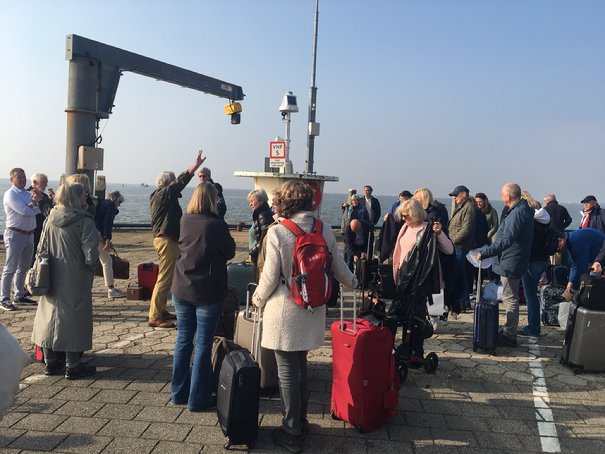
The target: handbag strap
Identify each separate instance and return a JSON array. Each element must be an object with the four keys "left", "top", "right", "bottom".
[{"left": 37, "top": 220, "right": 50, "bottom": 256}]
